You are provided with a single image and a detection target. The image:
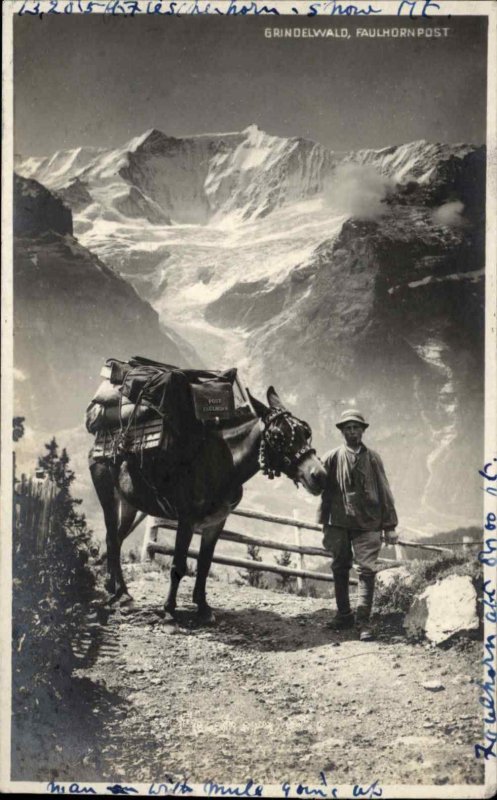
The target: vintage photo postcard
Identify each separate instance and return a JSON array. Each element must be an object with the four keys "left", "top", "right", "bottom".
[{"left": 1, "top": 0, "right": 496, "bottom": 796}]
